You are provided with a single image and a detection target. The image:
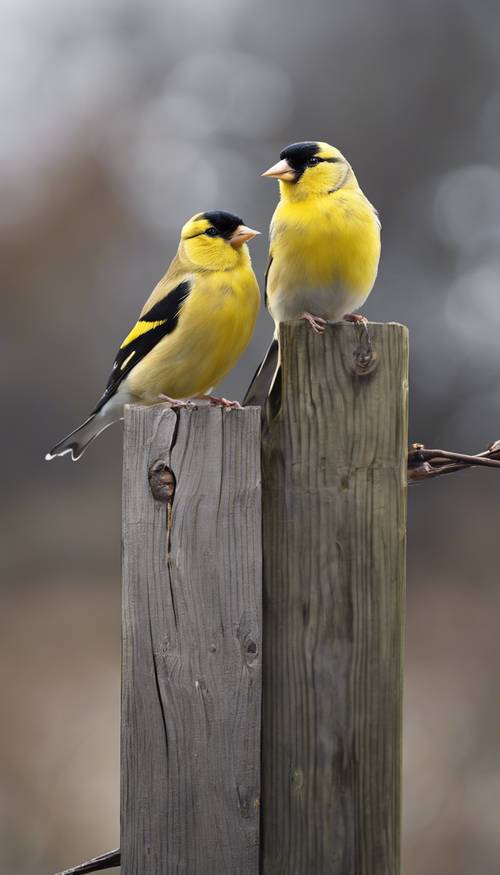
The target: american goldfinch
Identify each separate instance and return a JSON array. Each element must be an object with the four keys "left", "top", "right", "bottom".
[
  {"left": 243, "top": 140, "right": 380, "bottom": 405},
  {"left": 46, "top": 211, "right": 261, "bottom": 461}
]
